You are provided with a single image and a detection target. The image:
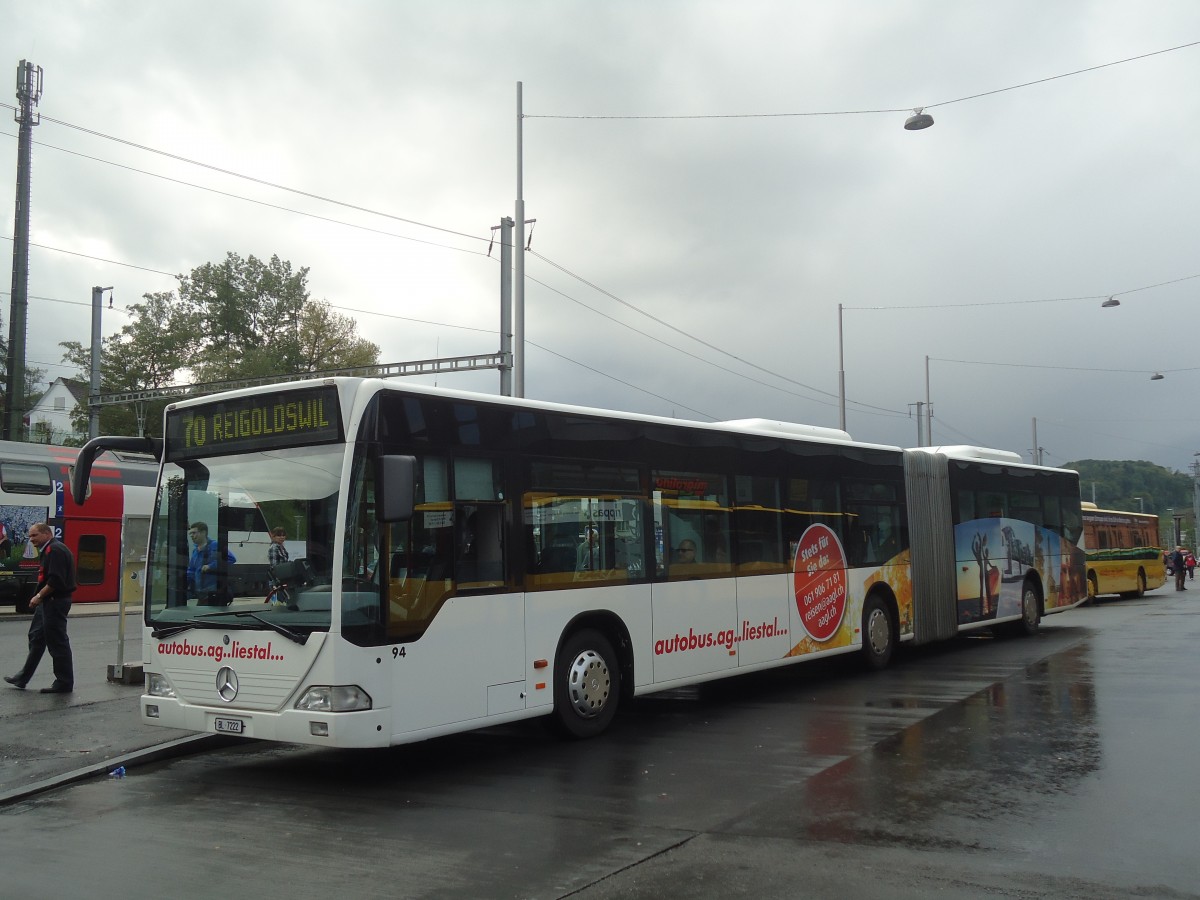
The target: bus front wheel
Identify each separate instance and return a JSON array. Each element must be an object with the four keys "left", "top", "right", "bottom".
[
  {"left": 552, "top": 628, "right": 621, "bottom": 739},
  {"left": 860, "top": 595, "right": 896, "bottom": 671}
]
